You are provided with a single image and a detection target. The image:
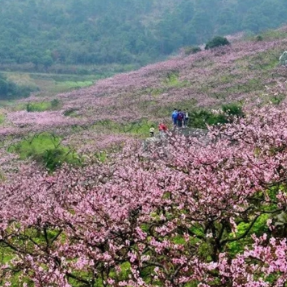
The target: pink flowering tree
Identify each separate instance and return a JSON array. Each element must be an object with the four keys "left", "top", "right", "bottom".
[{"left": 1, "top": 104, "right": 287, "bottom": 286}]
